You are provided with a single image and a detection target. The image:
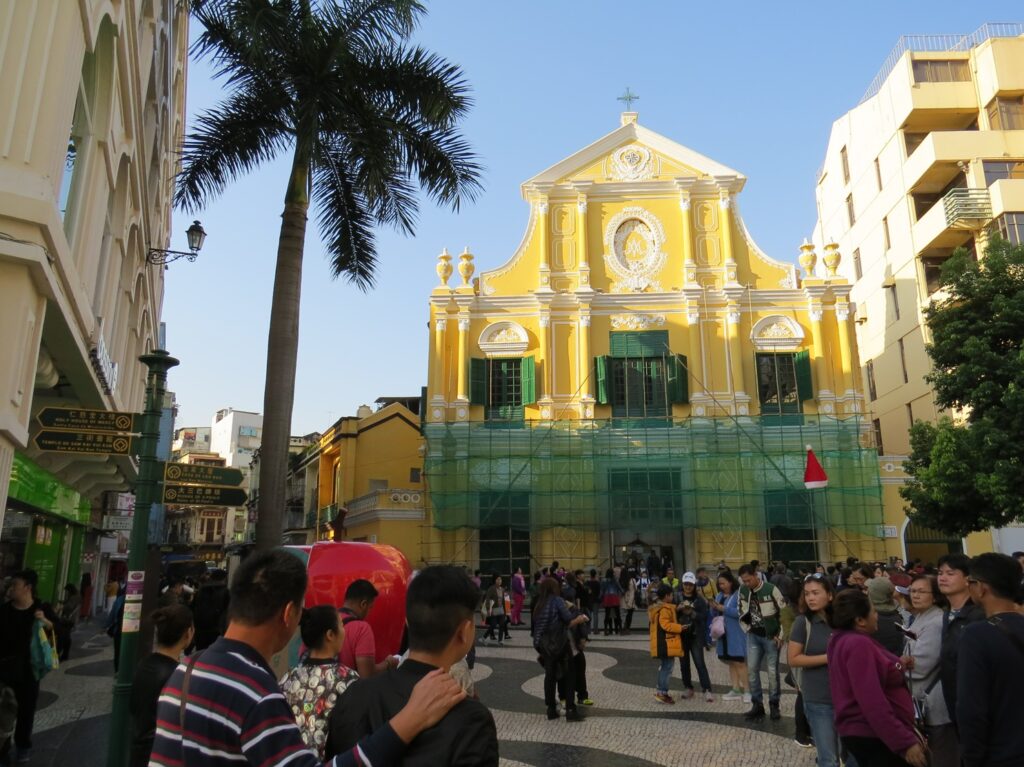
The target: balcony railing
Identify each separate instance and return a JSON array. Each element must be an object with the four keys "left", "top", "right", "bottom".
[
  {"left": 346, "top": 489, "right": 424, "bottom": 519},
  {"left": 943, "top": 188, "right": 992, "bottom": 229}
]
